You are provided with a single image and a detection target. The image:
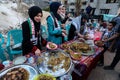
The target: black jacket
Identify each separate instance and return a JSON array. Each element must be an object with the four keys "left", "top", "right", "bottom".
[
  {"left": 22, "top": 21, "right": 46, "bottom": 55},
  {"left": 68, "top": 24, "right": 76, "bottom": 41}
]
